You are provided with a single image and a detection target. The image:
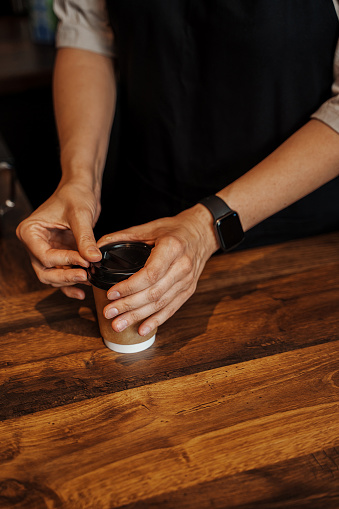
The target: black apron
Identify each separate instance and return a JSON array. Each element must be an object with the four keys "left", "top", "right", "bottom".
[{"left": 97, "top": 0, "right": 339, "bottom": 247}]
